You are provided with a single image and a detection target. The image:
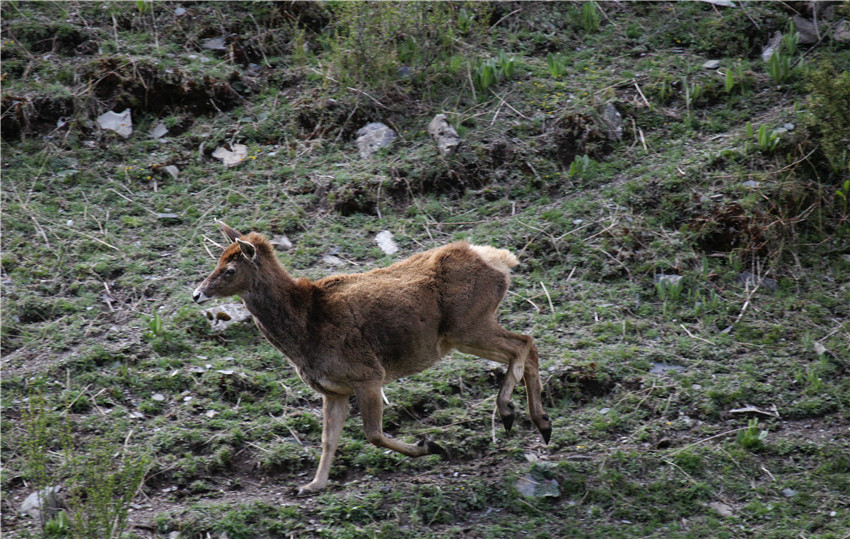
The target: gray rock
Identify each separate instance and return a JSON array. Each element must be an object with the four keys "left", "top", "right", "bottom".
[
  {"left": 772, "top": 123, "right": 795, "bottom": 136},
  {"left": 202, "top": 302, "right": 252, "bottom": 331},
  {"left": 703, "top": 60, "right": 721, "bottom": 70},
  {"left": 654, "top": 274, "right": 683, "bottom": 287},
  {"left": 761, "top": 31, "right": 783, "bottom": 62},
  {"left": 201, "top": 36, "right": 227, "bottom": 51},
  {"left": 157, "top": 213, "right": 181, "bottom": 223},
  {"left": 651, "top": 362, "right": 686, "bottom": 374},
  {"left": 20, "top": 486, "right": 65, "bottom": 521},
  {"left": 162, "top": 165, "right": 180, "bottom": 180},
  {"left": 270, "top": 235, "right": 293, "bottom": 251},
  {"left": 602, "top": 103, "right": 623, "bottom": 141},
  {"left": 375, "top": 230, "right": 399, "bottom": 255},
  {"left": 356, "top": 122, "right": 396, "bottom": 159},
  {"left": 97, "top": 109, "right": 133, "bottom": 138},
  {"left": 739, "top": 270, "right": 778, "bottom": 291},
  {"left": 708, "top": 501, "right": 734, "bottom": 517},
  {"left": 427, "top": 114, "right": 461, "bottom": 157},
  {"left": 150, "top": 122, "right": 169, "bottom": 139},
  {"left": 322, "top": 254, "right": 346, "bottom": 266},
  {"left": 516, "top": 474, "right": 560, "bottom": 498},
  {"left": 782, "top": 488, "right": 799, "bottom": 498},
  {"left": 793, "top": 15, "right": 819, "bottom": 44},
  {"left": 834, "top": 20, "right": 850, "bottom": 42}
]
